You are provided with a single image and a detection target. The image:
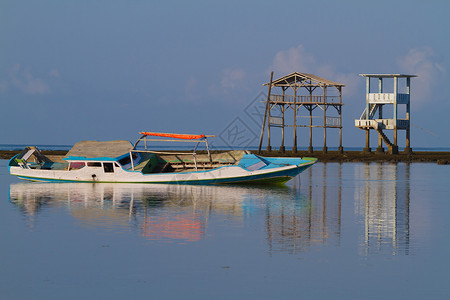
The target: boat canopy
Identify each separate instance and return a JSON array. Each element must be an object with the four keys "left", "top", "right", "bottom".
[
  {"left": 64, "top": 140, "right": 133, "bottom": 159},
  {"left": 139, "top": 132, "right": 206, "bottom": 140},
  {"left": 134, "top": 131, "right": 216, "bottom": 171}
]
